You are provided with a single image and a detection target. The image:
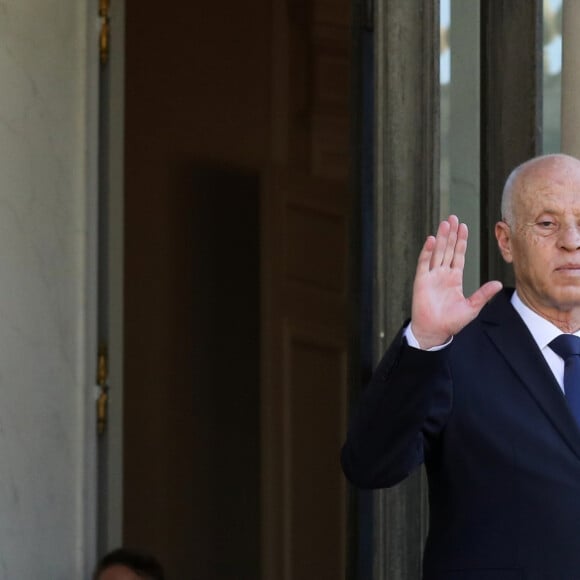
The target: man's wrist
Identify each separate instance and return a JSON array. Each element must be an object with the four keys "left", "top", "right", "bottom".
[{"left": 405, "top": 323, "right": 452, "bottom": 351}]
